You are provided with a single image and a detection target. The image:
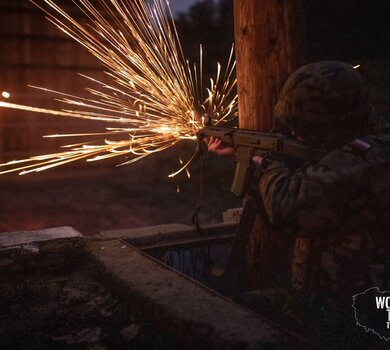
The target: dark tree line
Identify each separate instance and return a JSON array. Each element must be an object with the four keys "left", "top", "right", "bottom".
[
  {"left": 306, "top": 0, "right": 389, "bottom": 61},
  {"left": 175, "top": 0, "right": 234, "bottom": 75},
  {"left": 175, "top": 0, "right": 389, "bottom": 72}
]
